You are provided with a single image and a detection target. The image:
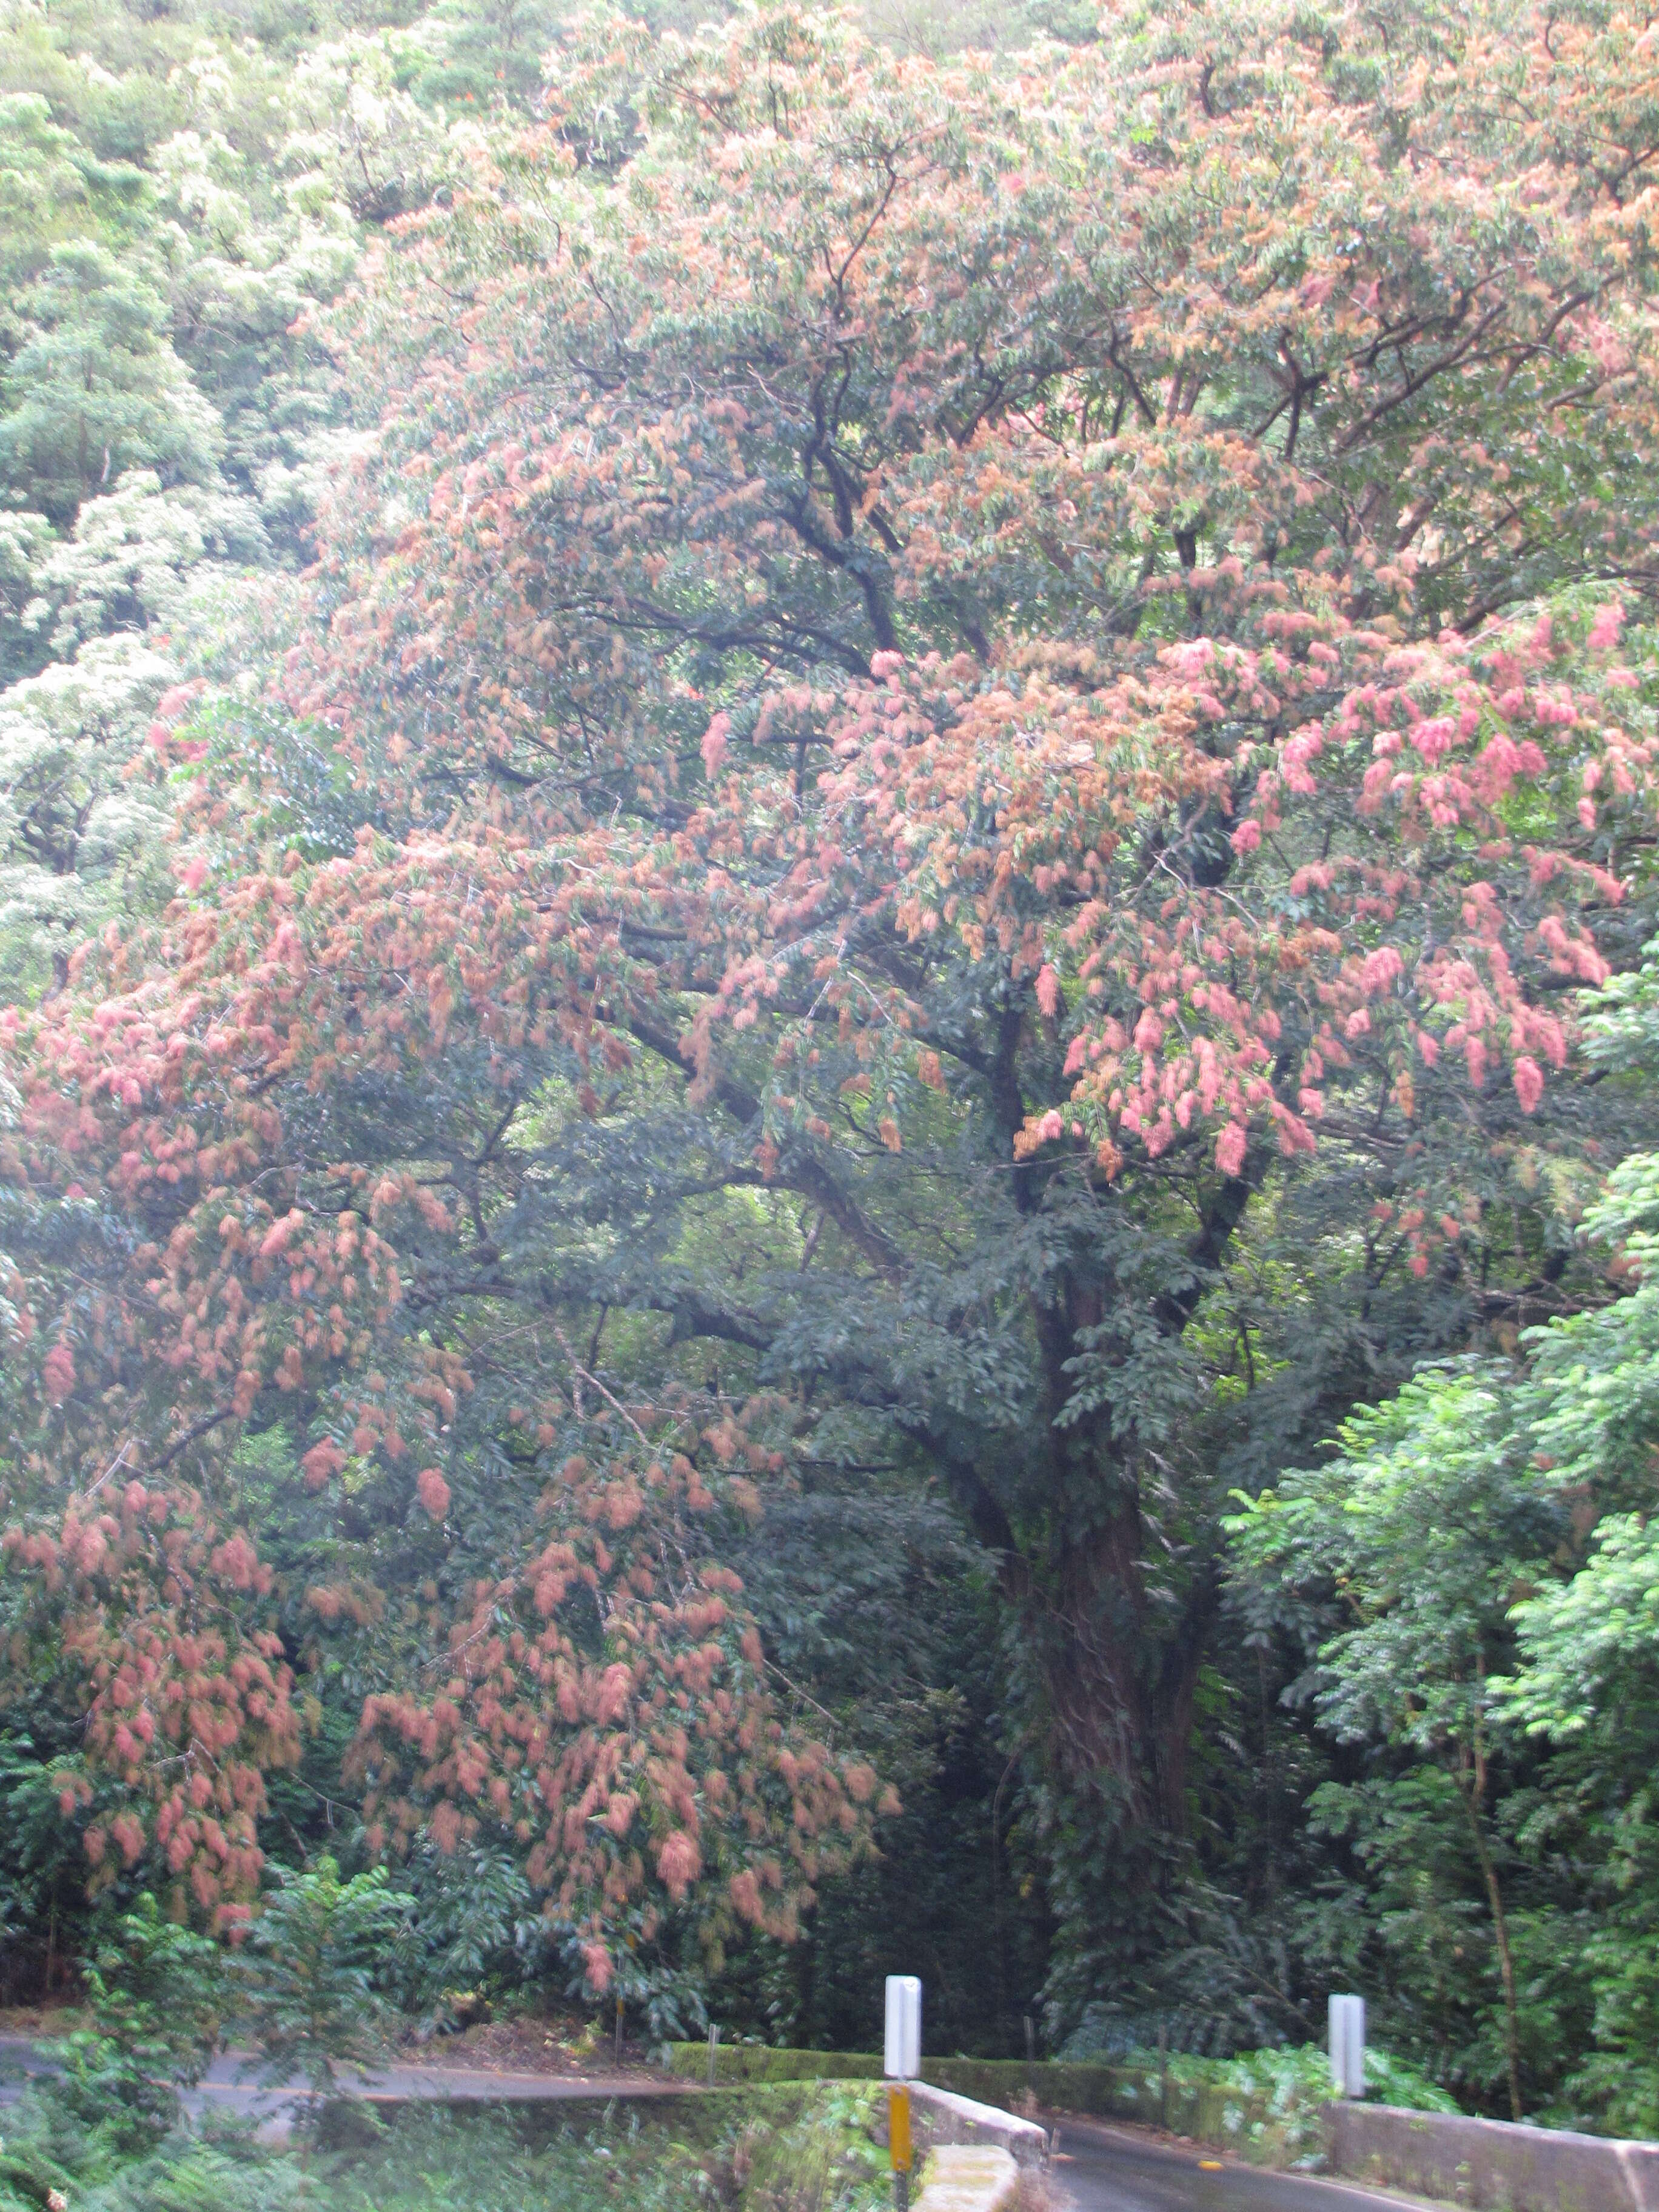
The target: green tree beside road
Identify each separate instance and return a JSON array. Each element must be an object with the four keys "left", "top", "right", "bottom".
[{"left": 1231, "top": 945, "right": 1659, "bottom": 2128}]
